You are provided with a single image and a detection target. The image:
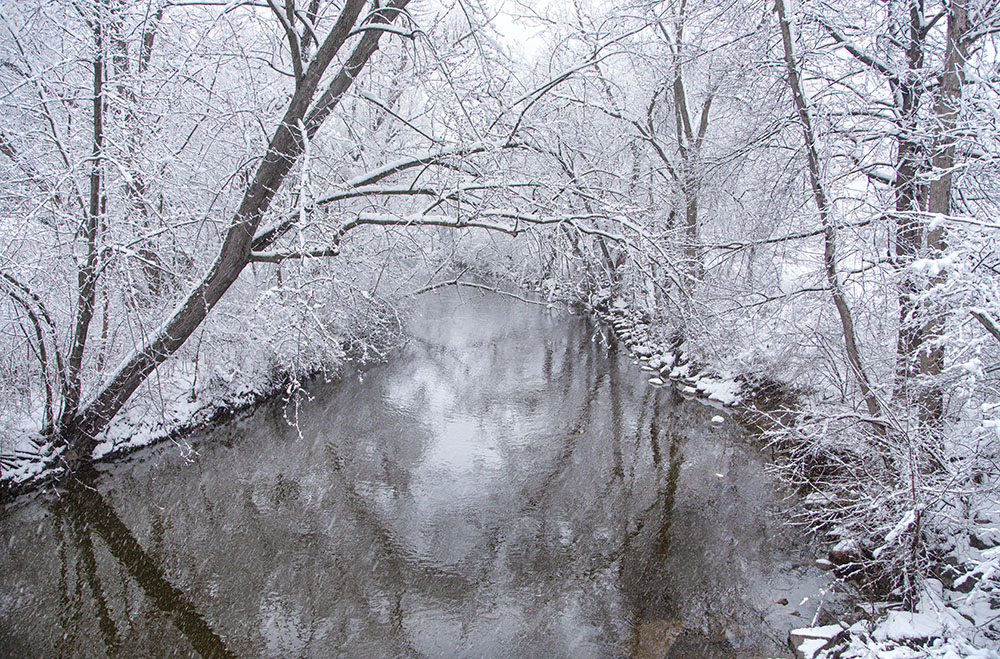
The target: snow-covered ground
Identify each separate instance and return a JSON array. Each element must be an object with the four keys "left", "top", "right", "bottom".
[
  {"left": 593, "top": 294, "right": 744, "bottom": 407},
  {"left": 0, "top": 356, "right": 302, "bottom": 493},
  {"left": 792, "top": 577, "right": 1000, "bottom": 658}
]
